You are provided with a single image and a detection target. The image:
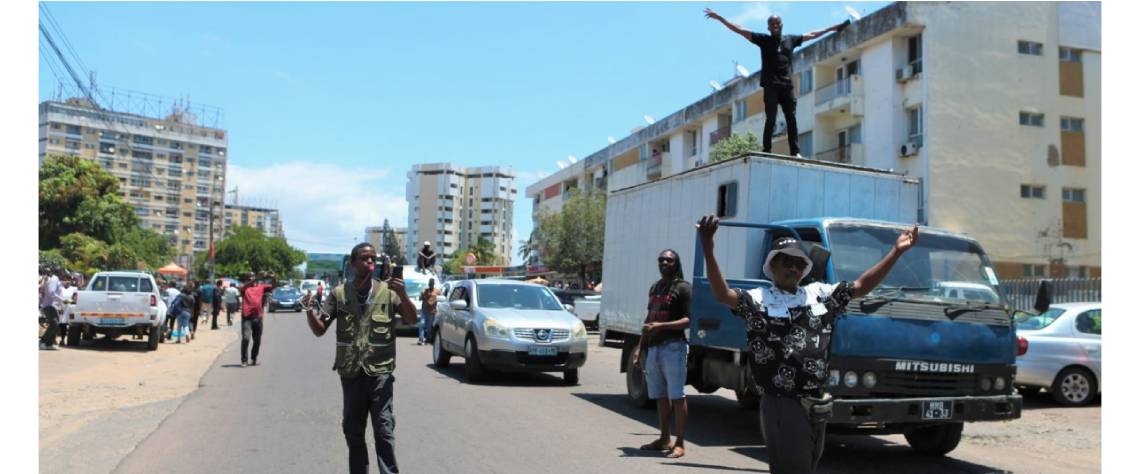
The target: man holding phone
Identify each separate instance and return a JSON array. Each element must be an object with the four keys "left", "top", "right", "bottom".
[{"left": 304, "top": 242, "right": 417, "bottom": 474}]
